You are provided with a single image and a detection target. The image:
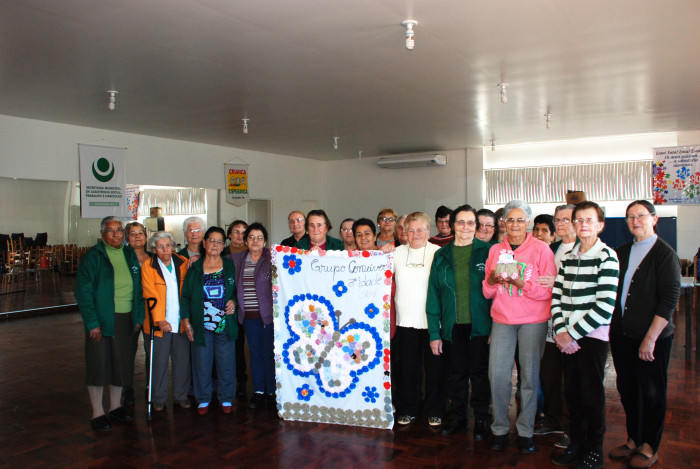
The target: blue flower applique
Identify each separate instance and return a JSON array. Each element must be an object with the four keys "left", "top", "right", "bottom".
[
  {"left": 297, "top": 383, "right": 313, "bottom": 401},
  {"left": 283, "top": 254, "right": 302, "bottom": 275},
  {"left": 362, "top": 386, "right": 379, "bottom": 403},
  {"left": 364, "top": 303, "right": 379, "bottom": 319},
  {"left": 332, "top": 280, "right": 348, "bottom": 297}
]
